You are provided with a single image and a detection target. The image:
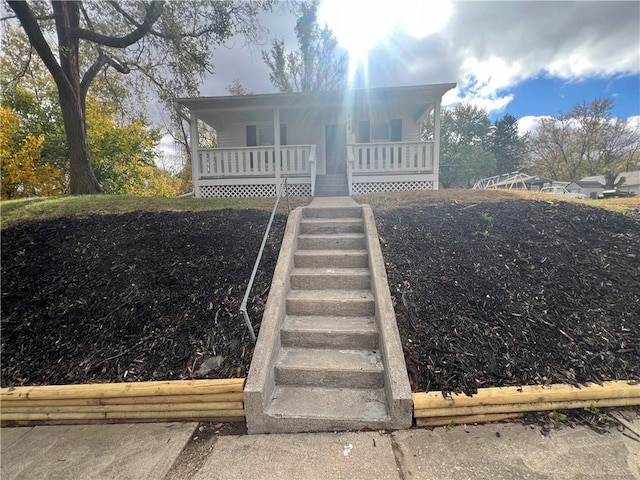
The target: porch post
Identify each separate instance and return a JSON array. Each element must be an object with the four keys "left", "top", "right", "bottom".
[
  {"left": 346, "top": 118, "right": 355, "bottom": 196},
  {"left": 189, "top": 112, "right": 200, "bottom": 196},
  {"left": 274, "top": 107, "right": 281, "bottom": 195},
  {"left": 433, "top": 100, "right": 442, "bottom": 190}
]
